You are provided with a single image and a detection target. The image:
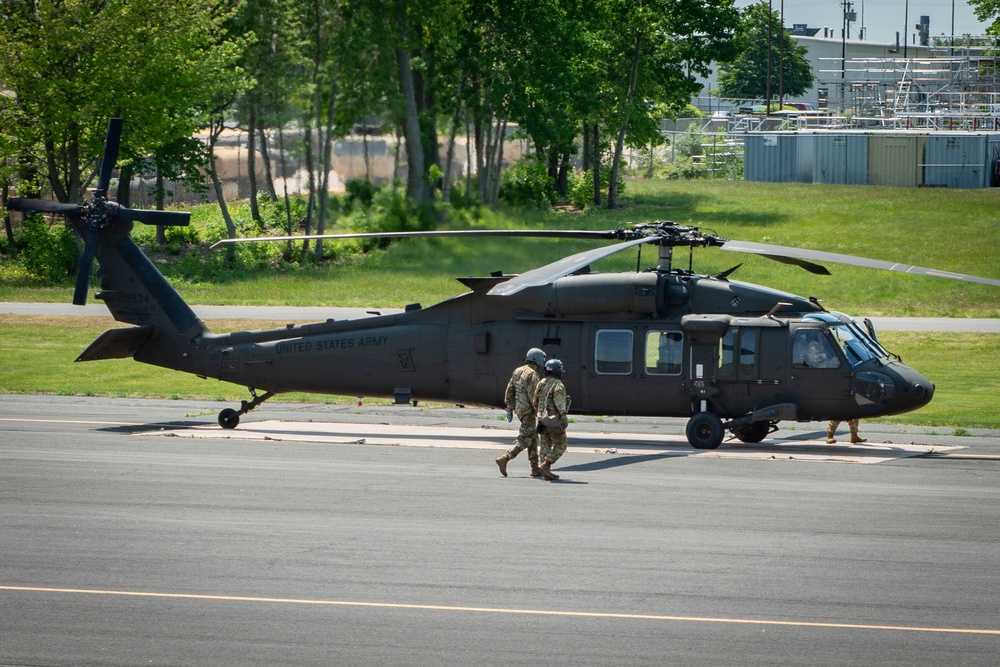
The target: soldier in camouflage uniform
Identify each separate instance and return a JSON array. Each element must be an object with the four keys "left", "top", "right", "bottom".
[
  {"left": 534, "top": 358, "right": 570, "bottom": 481},
  {"left": 495, "top": 348, "right": 546, "bottom": 477},
  {"left": 825, "top": 418, "right": 867, "bottom": 444}
]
